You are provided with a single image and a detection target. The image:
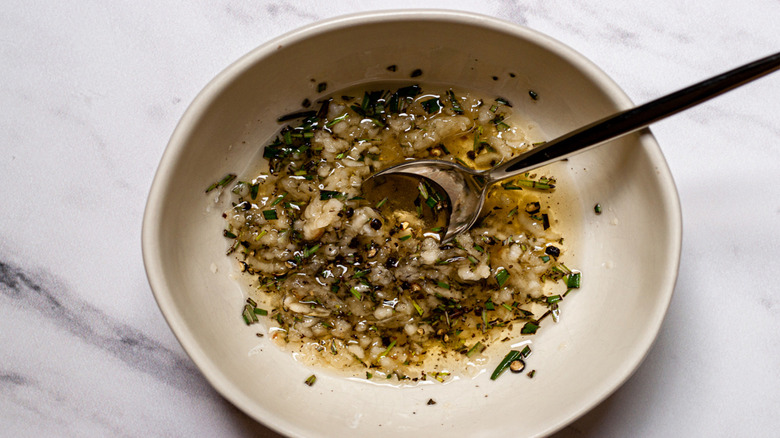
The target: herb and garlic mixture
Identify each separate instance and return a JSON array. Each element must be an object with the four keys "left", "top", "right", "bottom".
[{"left": 215, "top": 85, "right": 580, "bottom": 382}]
